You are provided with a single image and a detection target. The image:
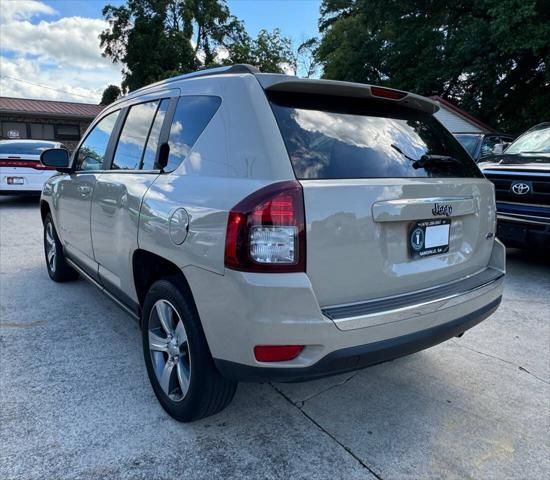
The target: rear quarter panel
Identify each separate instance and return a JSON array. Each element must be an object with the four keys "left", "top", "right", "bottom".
[{"left": 138, "top": 74, "right": 295, "bottom": 276}]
